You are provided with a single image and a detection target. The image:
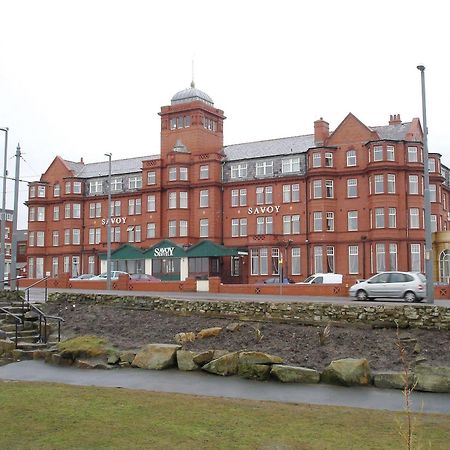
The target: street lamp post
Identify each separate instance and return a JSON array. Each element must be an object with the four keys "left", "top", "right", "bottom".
[
  {"left": 0, "top": 127, "right": 8, "bottom": 291},
  {"left": 417, "top": 65, "right": 434, "bottom": 304},
  {"left": 105, "top": 153, "right": 112, "bottom": 290}
]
